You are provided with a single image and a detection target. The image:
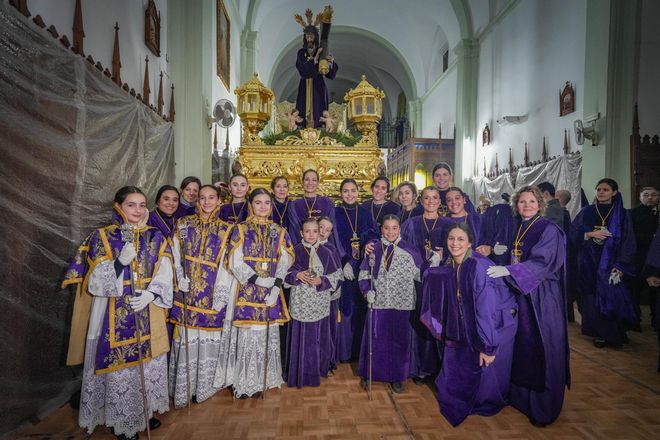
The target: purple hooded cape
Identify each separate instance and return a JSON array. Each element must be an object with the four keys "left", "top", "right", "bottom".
[
  {"left": 421, "top": 253, "right": 517, "bottom": 426},
  {"left": 571, "top": 194, "right": 637, "bottom": 344},
  {"left": 360, "top": 199, "right": 401, "bottom": 228},
  {"left": 295, "top": 48, "right": 339, "bottom": 128}
]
